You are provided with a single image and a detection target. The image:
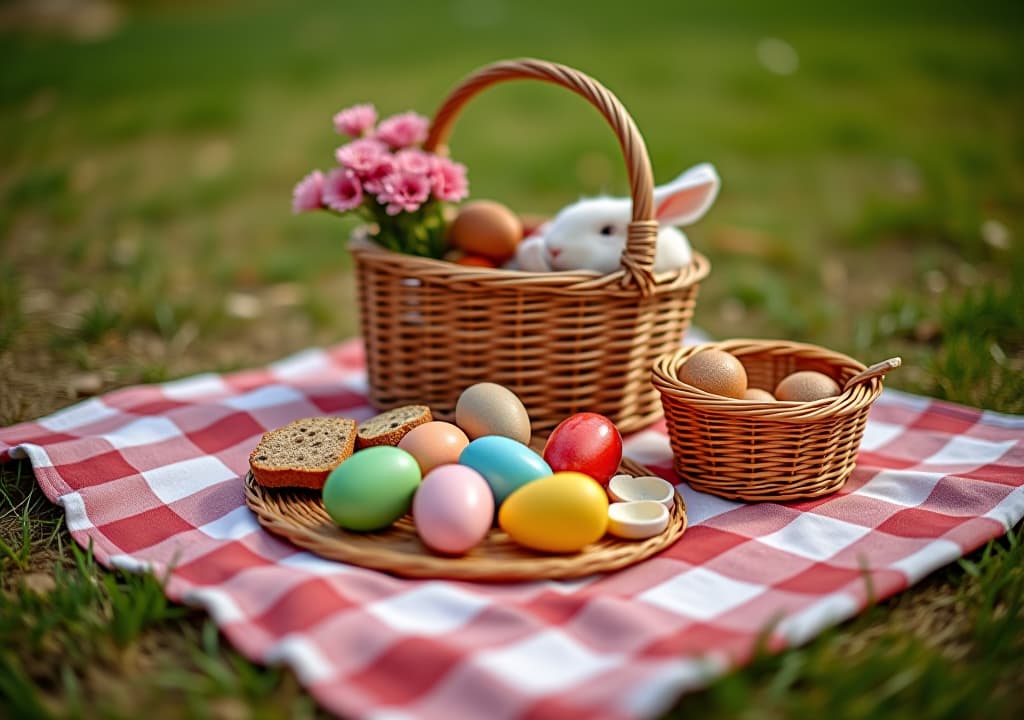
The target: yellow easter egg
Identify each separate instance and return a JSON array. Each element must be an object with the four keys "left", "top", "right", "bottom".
[{"left": 498, "top": 472, "right": 609, "bottom": 553}]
